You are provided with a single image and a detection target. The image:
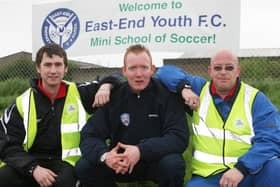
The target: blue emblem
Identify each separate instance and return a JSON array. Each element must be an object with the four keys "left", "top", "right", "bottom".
[
  {"left": 234, "top": 119, "right": 244, "bottom": 128},
  {"left": 41, "top": 8, "right": 80, "bottom": 49},
  {"left": 67, "top": 104, "right": 76, "bottom": 113},
  {"left": 120, "top": 113, "right": 130, "bottom": 127}
]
